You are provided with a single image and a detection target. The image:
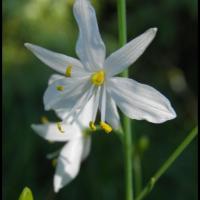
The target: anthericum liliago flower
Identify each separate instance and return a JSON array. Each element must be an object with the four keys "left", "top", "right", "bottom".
[
  {"left": 32, "top": 81, "right": 94, "bottom": 192},
  {"left": 25, "top": 0, "right": 176, "bottom": 134}
]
